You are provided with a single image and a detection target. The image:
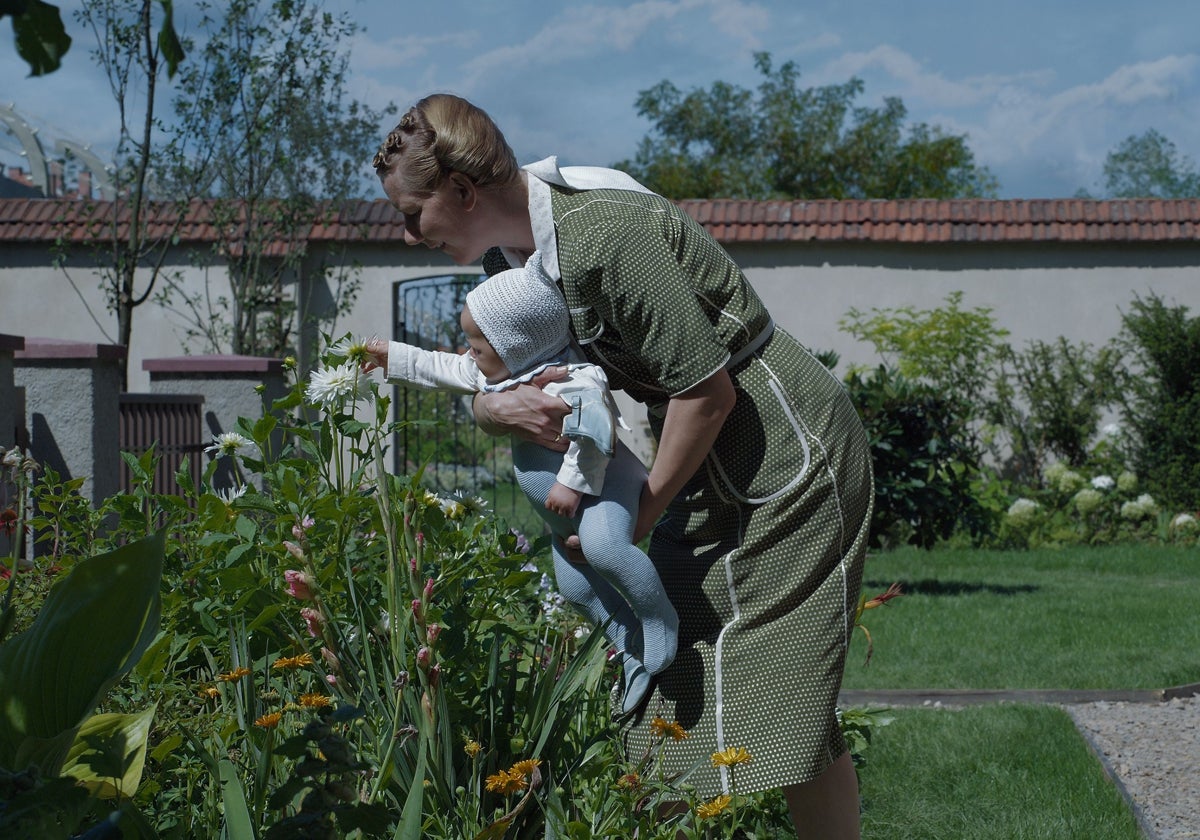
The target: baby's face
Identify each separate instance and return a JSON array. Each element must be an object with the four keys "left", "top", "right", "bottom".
[{"left": 461, "top": 304, "right": 511, "bottom": 384}]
